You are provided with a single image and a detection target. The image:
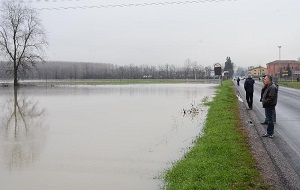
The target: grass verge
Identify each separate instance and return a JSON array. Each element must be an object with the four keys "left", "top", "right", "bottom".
[
  {"left": 164, "top": 80, "right": 269, "bottom": 190},
  {"left": 277, "top": 81, "right": 300, "bottom": 89}
]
